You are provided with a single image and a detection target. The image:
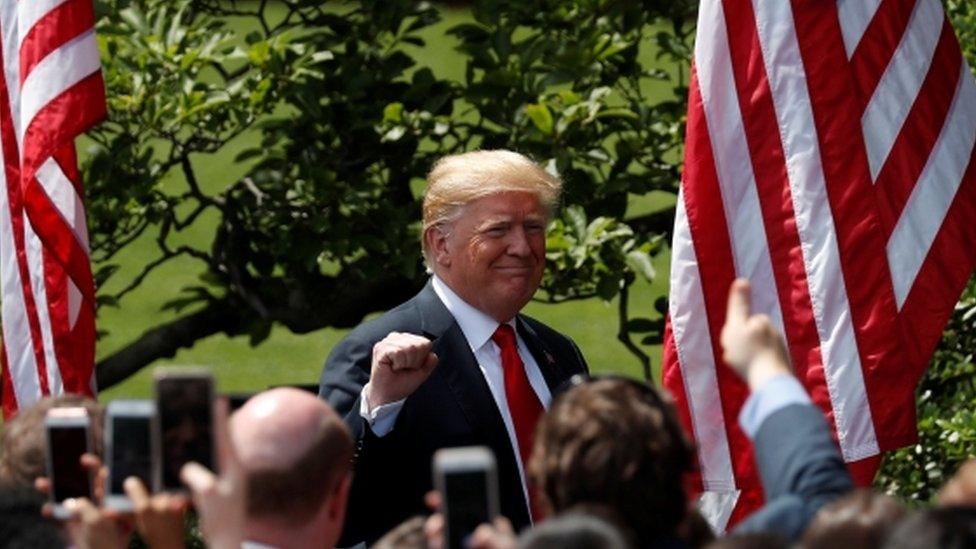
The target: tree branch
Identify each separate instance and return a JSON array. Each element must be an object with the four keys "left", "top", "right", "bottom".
[
  {"left": 616, "top": 282, "right": 652, "bottom": 382},
  {"left": 96, "top": 298, "right": 241, "bottom": 389}
]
